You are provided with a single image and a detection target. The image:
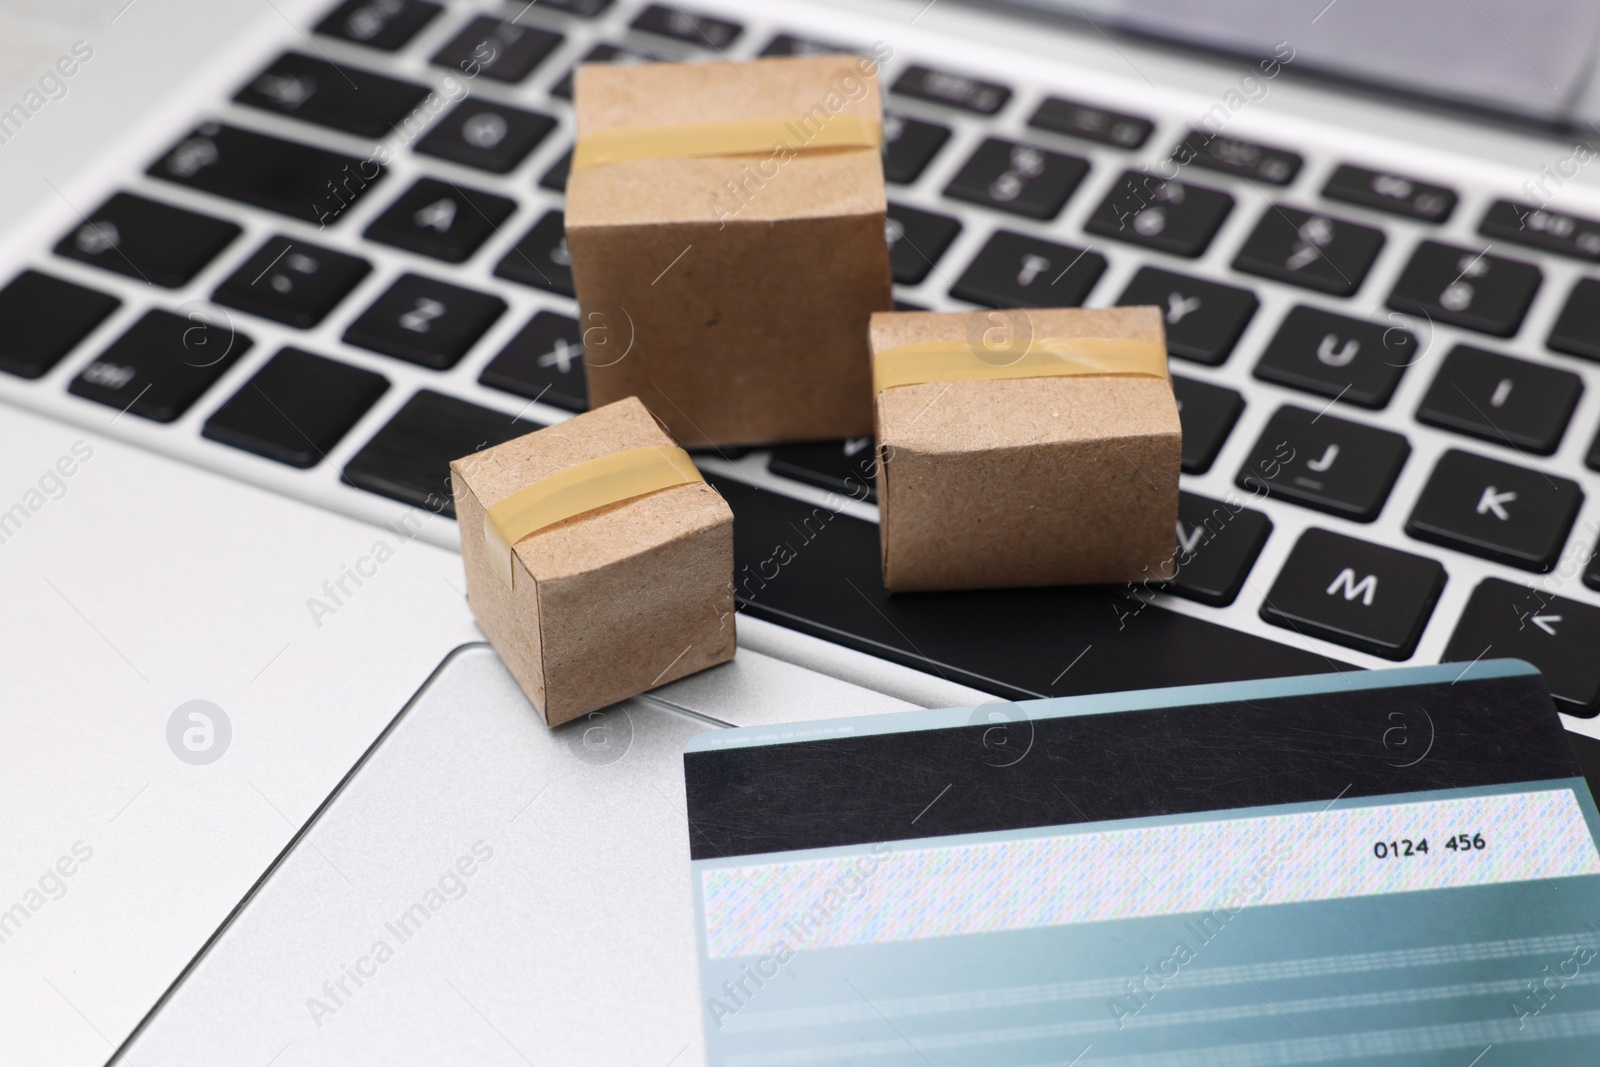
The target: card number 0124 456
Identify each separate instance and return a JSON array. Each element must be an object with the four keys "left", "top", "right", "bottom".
[{"left": 1373, "top": 834, "right": 1486, "bottom": 859}]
